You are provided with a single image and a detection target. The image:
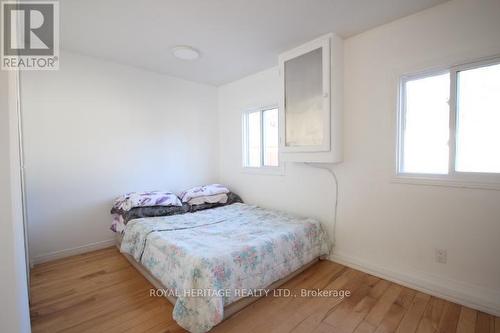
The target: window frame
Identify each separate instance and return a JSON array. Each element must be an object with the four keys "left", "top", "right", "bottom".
[
  {"left": 242, "top": 105, "right": 284, "bottom": 175},
  {"left": 395, "top": 56, "right": 500, "bottom": 190}
]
